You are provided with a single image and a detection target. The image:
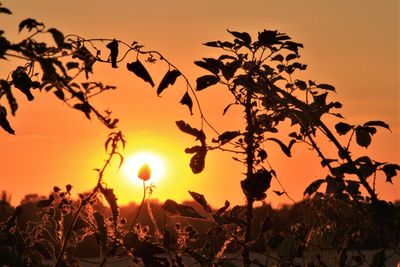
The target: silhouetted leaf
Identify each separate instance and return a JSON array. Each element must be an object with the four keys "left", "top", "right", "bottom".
[
  {"left": 72, "top": 45, "right": 96, "bottom": 78},
  {"left": 203, "top": 41, "right": 219, "bottom": 47},
  {"left": 304, "top": 179, "right": 325, "bottom": 196},
  {"left": 335, "top": 122, "right": 353, "bottom": 135},
  {"left": 216, "top": 200, "right": 230, "bottom": 215},
  {"left": 320, "top": 158, "right": 337, "bottom": 167},
  {"left": 227, "top": 30, "right": 251, "bottom": 45},
  {"left": 196, "top": 75, "right": 220, "bottom": 91},
  {"left": 273, "top": 190, "right": 284, "bottom": 196},
  {"left": 381, "top": 163, "right": 400, "bottom": 183},
  {"left": 127, "top": 60, "right": 154, "bottom": 87},
  {"left": 73, "top": 103, "right": 91, "bottom": 119},
  {"left": 221, "top": 60, "right": 241, "bottom": 80},
  {"left": 190, "top": 148, "right": 207, "bottom": 174},
  {"left": 162, "top": 199, "right": 205, "bottom": 218},
  {"left": 11, "top": 68, "right": 34, "bottom": 101},
  {"left": 106, "top": 39, "right": 119, "bottom": 68},
  {"left": 189, "top": 191, "right": 211, "bottom": 212},
  {"left": 271, "top": 54, "right": 284, "bottom": 62},
  {"left": 218, "top": 131, "right": 241, "bottom": 145},
  {"left": 286, "top": 54, "right": 297, "bottom": 61},
  {"left": 241, "top": 169, "right": 272, "bottom": 201},
  {"left": 194, "top": 59, "right": 219, "bottom": 75},
  {"left": 48, "top": 28, "right": 64, "bottom": 48},
  {"left": 175, "top": 120, "right": 205, "bottom": 141},
  {"left": 66, "top": 62, "right": 79, "bottom": 70},
  {"left": 54, "top": 89, "right": 64, "bottom": 100},
  {"left": 37, "top": 199, "right": 52, "bottom": 208},
  {"left": 258, "top": 30, "right": 279, "bottom": 46},
  {"left": 157, "top": 69, "right": 180, "bottom": 95},
  {"left": 18, "top": 18, "right": 43, "bottom": 32},
  {"left": 179, "top": 91, "right": 193, "bottom": 115},
  {"left": 0, "top": 7, "right": 12, "bottom": 14},
  {"left": 363, "top": 120, "right": 390, "bottom": 131},
  {"left": 0, "top": 80, "right": 17, "bottom": 115},
  {"left": 223, "top": 103, "right": 235, "bottom": 115},
  {"left": 258, "top": 149, "right": 268, "bottom": 162},
  {"left": 346, "top": 180, "right": 360, "bottom": 195},
  {"left": 0, "top": 105, "right": 15, "bottom": 134},
  {"left": 355, "top": 126, "right": 372, "bottom": 148},
  {"left": 267, "top": 138, "right": 294, "bottom": 157},
  {"left": 99, "top": 186, "right": 119, "bottom": 221},
  {"left": 317, "top": 83, "right": 335, "bottom": 91}
]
